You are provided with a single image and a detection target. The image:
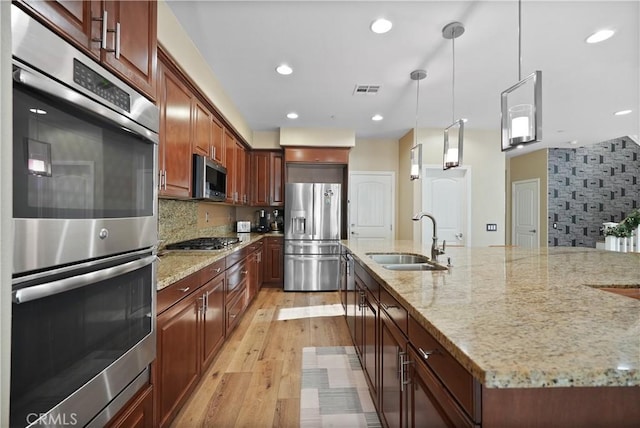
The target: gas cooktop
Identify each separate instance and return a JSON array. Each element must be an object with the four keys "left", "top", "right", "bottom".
[{"left": 165, "top": 237, "right": 240, "bottom": 250}]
